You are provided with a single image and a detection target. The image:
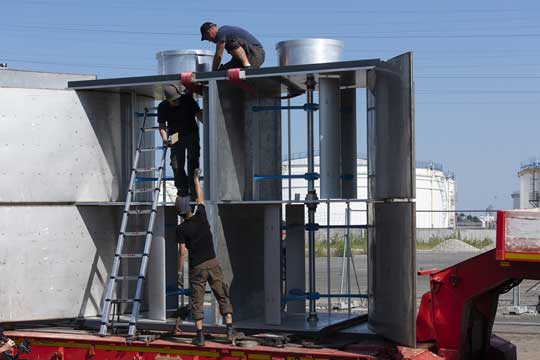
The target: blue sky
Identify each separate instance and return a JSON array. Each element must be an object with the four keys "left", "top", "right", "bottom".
[{"left": 2, "top": 0, "right": 540, "bottom": 209}]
